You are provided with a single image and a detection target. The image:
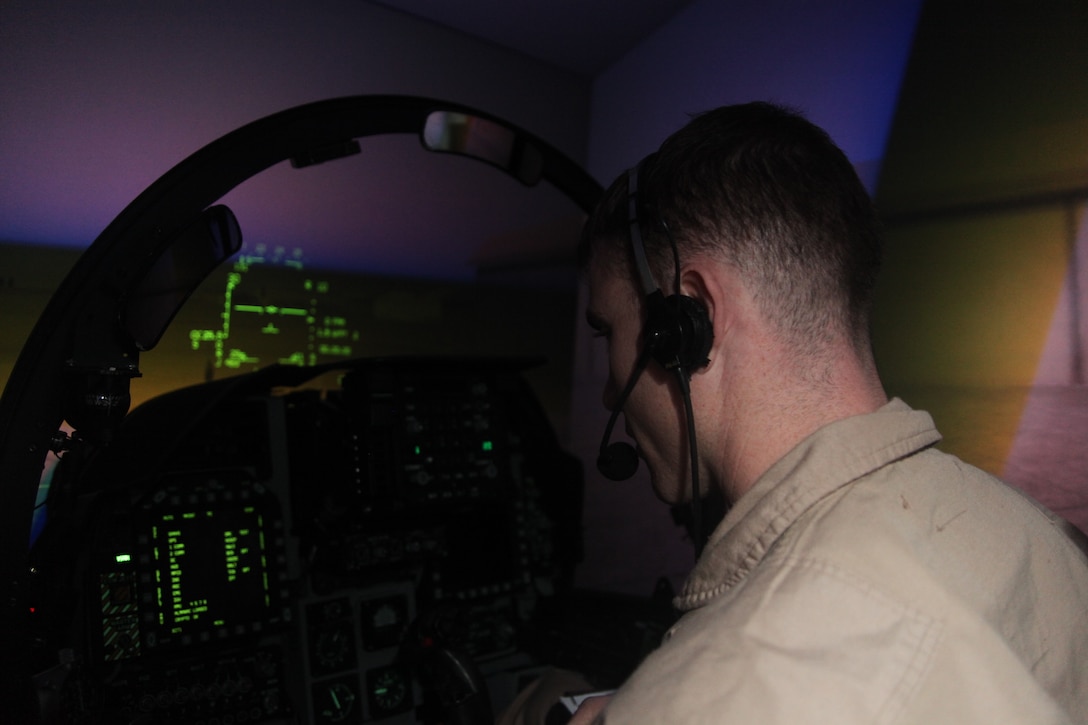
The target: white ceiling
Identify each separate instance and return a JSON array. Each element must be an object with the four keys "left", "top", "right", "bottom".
[{"left": 371, "top": 0, "right": 696, "bottom": 76}]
